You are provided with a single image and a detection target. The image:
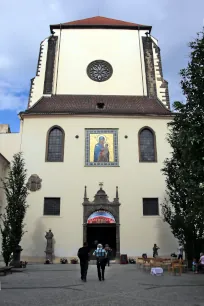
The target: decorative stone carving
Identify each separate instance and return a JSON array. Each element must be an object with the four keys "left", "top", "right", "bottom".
[
  {"left": 45, "top": 229, "right": 54, "bottom": 263},
  {"left": 9, "top": 245, "right": 23, "bottom": 268},
  {"left": 87, "top": 60, "right": 113, "bottom": 82},
  {"left": 93, "top": 183, "right": 110, "bottom": 204},
  {"left": 26, "top": 174, "right": 42, "bottom": 192},
  {"left": 82, "top": 184, "right": 121, "bottom": 258}
]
